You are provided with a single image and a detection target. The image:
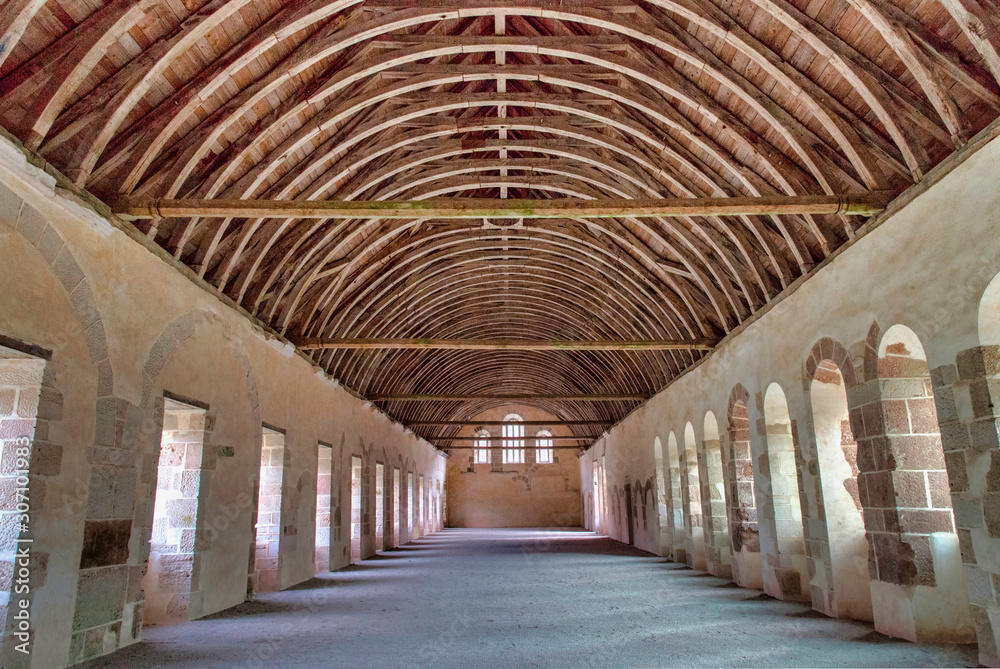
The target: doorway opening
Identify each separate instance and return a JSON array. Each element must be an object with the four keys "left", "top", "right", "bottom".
[
  {"left": 254, "top": 426, "right": 286, "bottom": 593},
  {"left": 407, "top": 472, "right": 414, "bottom": 540},
  {"left": 375, "top": 463, "right": 385, "bottom": 550},
  {"left": 144, "top": 396, "right": 208, "bottom": 624},
  {"left": 392, "top": 467, "right": 400, "bottom": 547},
  {"left": 315, "top": 443, "right": 332, "bottom": 573},
  {"left": 350, "top": 455, "right": 362, "bottom": 563}
]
